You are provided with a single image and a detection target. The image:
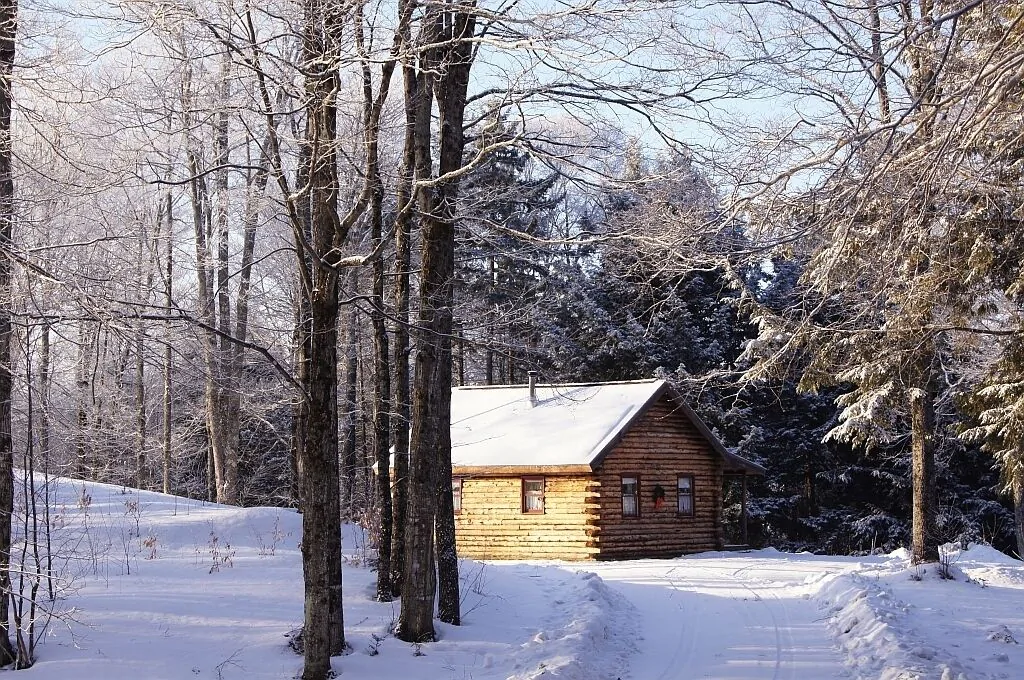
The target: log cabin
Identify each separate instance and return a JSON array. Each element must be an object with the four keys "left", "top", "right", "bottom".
[{"left": 450, "top": 378, "right": 764, "bottom": 560}]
